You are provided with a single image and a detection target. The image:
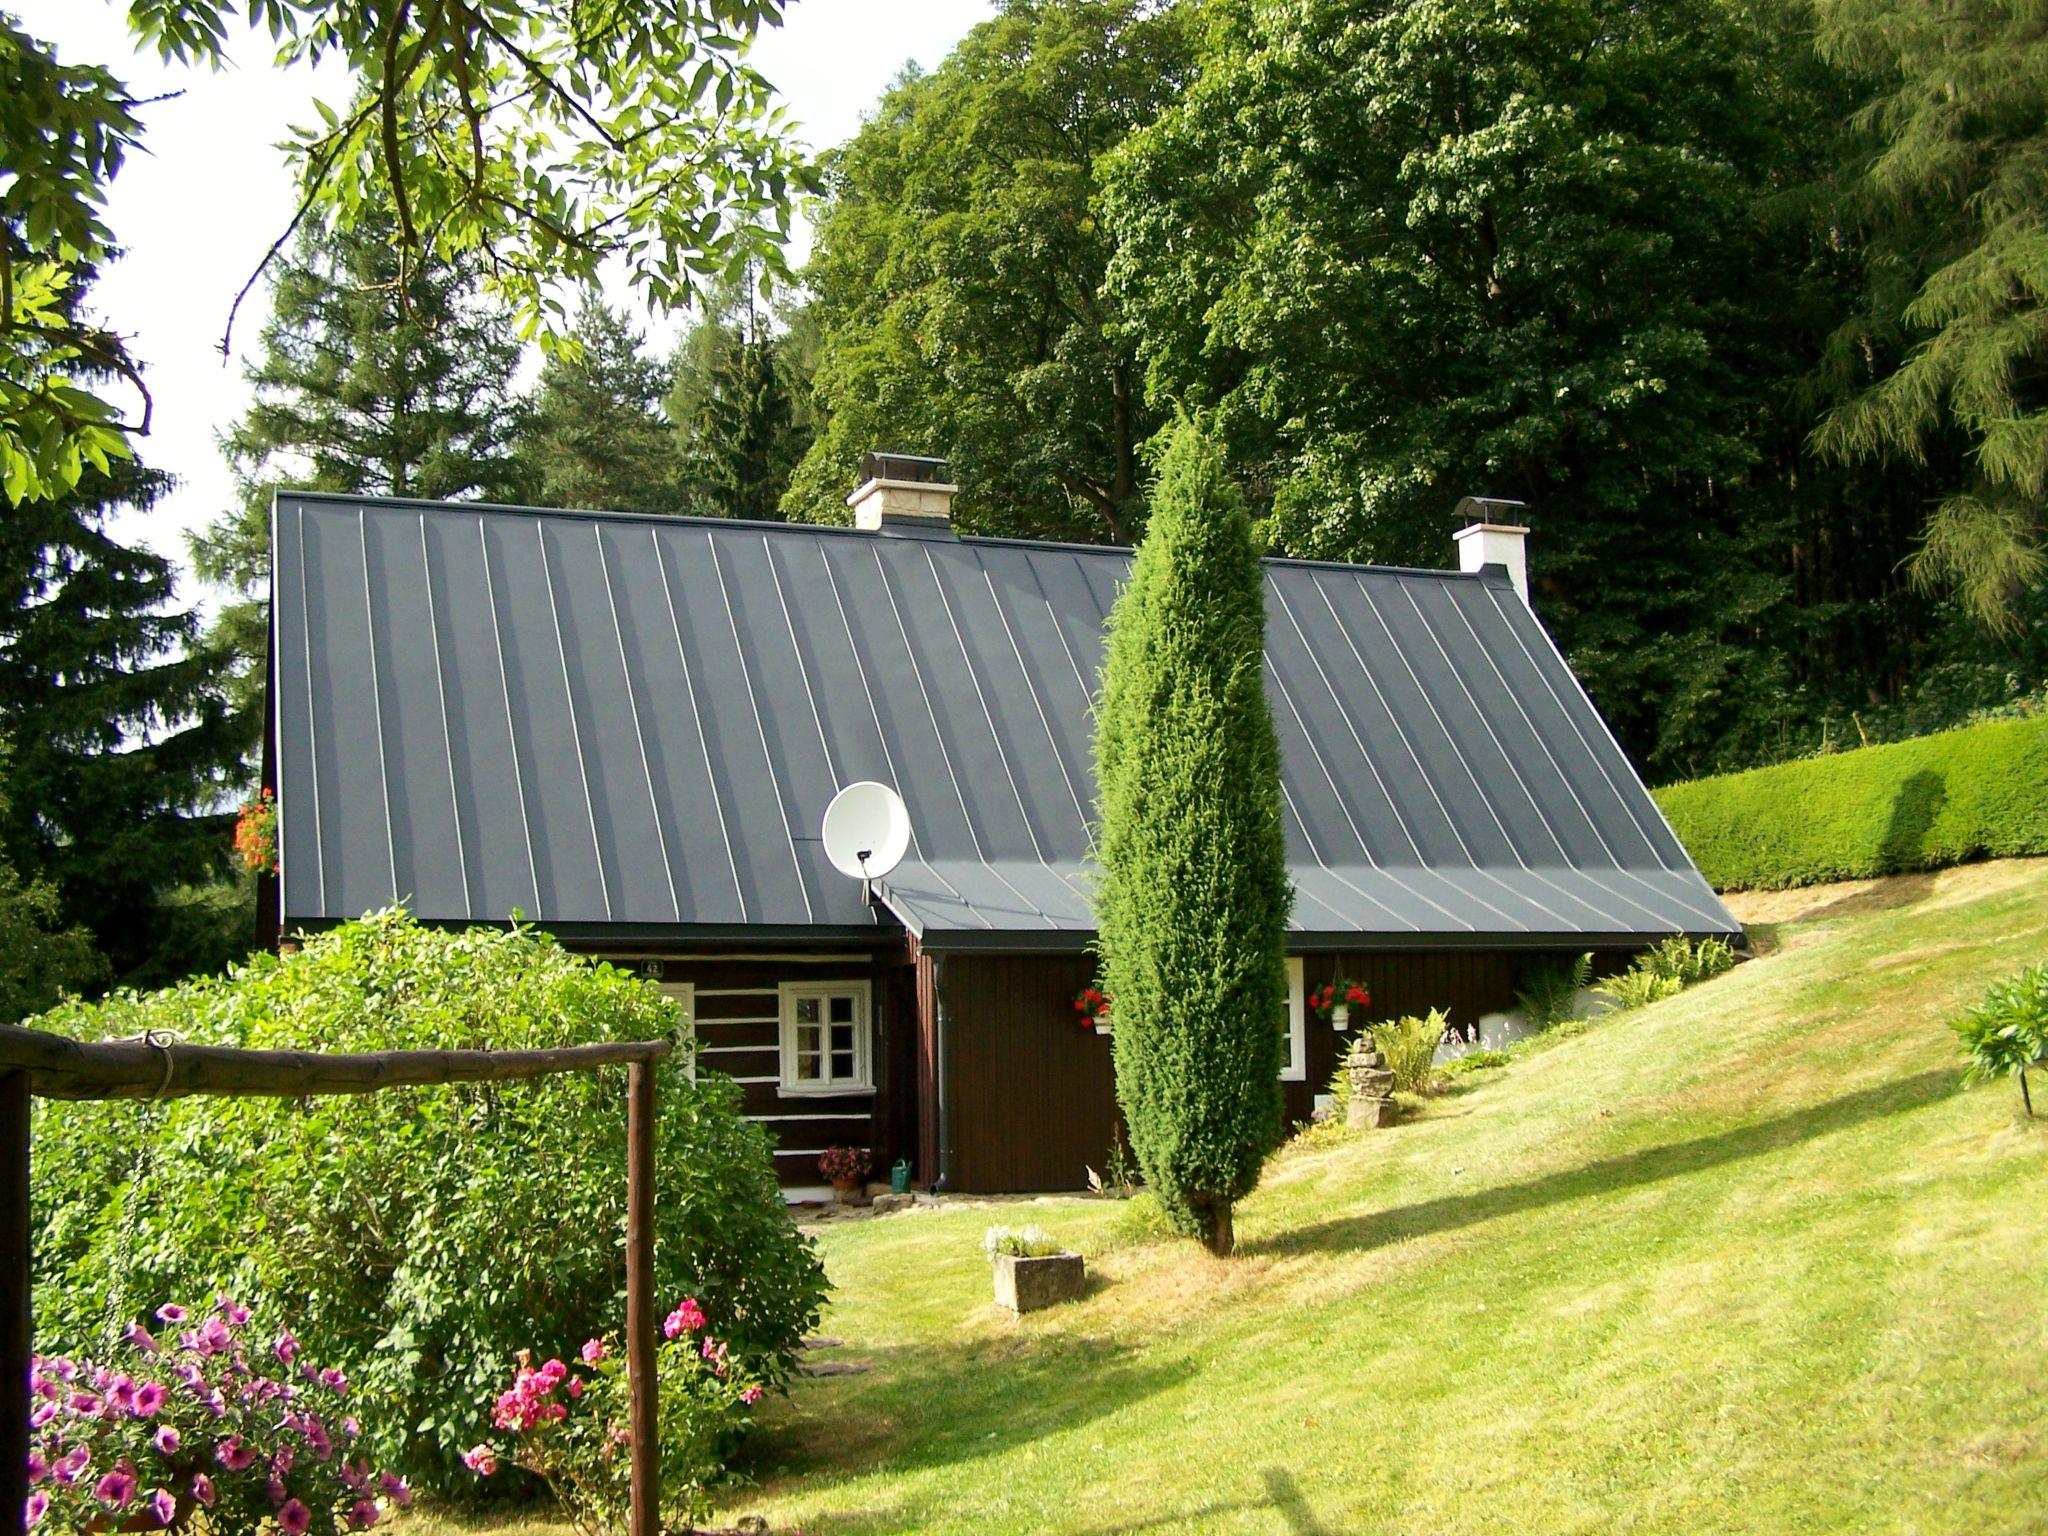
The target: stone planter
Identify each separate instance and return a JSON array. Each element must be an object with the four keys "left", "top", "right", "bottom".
[
  {"left": 1344, "top": 1036, "right": 1397, "bottom": 1129},
  {"left": 992, "top": 1251, "right": 1085, "bottom": 1313}
]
